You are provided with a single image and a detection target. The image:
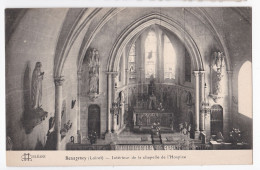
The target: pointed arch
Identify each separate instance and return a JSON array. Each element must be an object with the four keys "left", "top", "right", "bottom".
[{"left": 107, "top": 13, "right": 203, "bottom": 73}]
